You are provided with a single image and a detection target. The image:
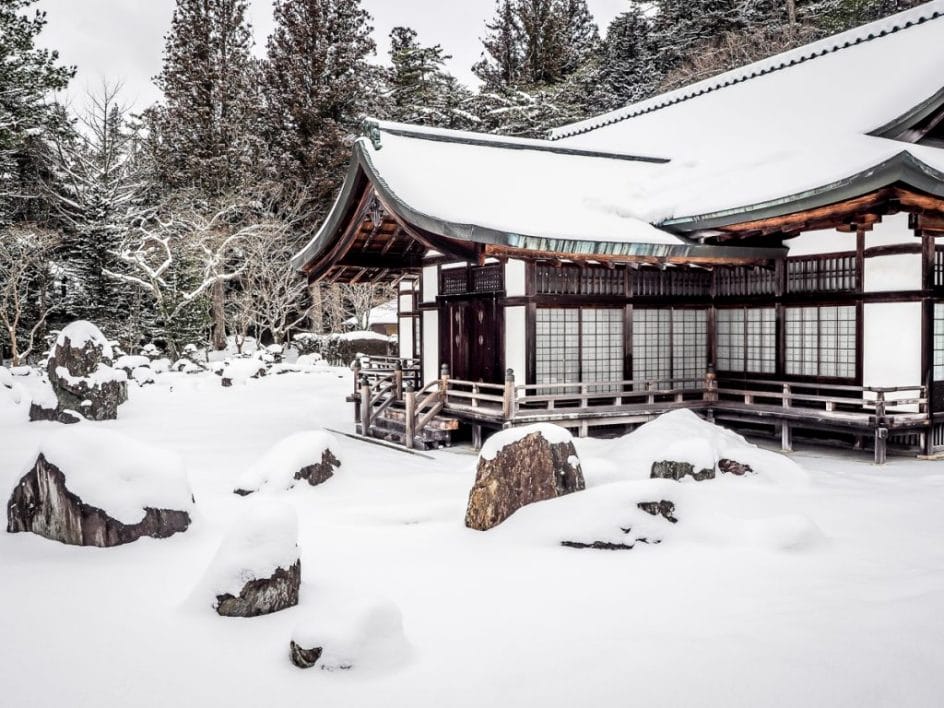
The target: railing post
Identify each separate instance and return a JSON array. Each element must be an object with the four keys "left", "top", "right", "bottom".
[
  {"left": 781, "top": 383, "right": 792, "bottom": 452},
  {"left": 353, "top": 359, "right": 362, "bottom": 396},
  {"left": 874, "top": 390, "right": 887, "bottom": 465},
  {"left": 359, "top": 375, "right": 371, "bottom": 437},
  {"left": 404, "top": 382, "right": 416, "bottom": 450},
  {"left": 440, "top": 362, "right": 450, "bottom": 393},
  {"left": 503, "top": 368, "right": 516, "bottom": 420},
  {"left": 703, "top": 367, "right": 717, "bottom": 402},
  {"left": 393, "top": 360, "right": 403, "bottom": 402}
]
